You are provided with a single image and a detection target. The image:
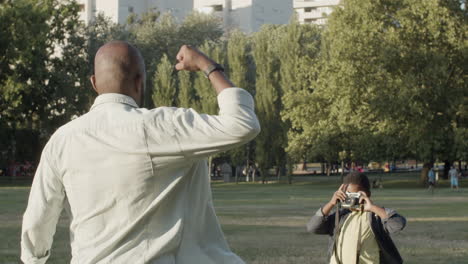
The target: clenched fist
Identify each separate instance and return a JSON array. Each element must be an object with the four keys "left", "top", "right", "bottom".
[{"left": 175, "top": 45, "right": 214, "bottom": 72}]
